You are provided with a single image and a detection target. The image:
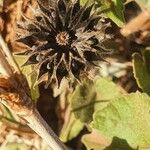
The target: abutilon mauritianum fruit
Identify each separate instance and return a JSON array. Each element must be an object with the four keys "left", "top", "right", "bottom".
[{"left": 16, "top": 0, "right": 111, "bottom": 87}]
